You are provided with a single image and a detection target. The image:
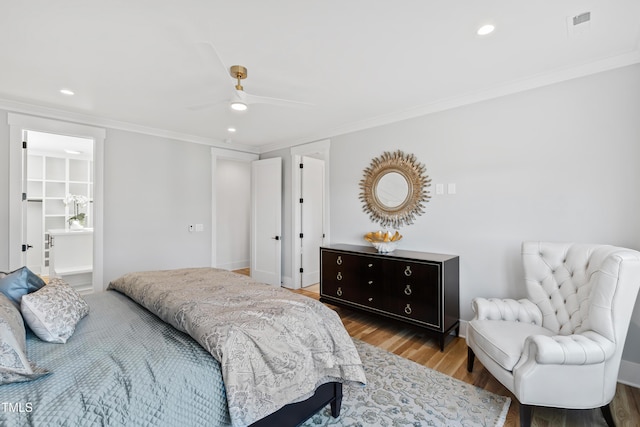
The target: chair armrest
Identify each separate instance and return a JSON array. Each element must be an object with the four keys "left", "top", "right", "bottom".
[
  {"left": 524, "top": 331, "right": 615, "bottom": 365},
  {"left": 471, "top": 297, "right": 542, "bottom": 324}
]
